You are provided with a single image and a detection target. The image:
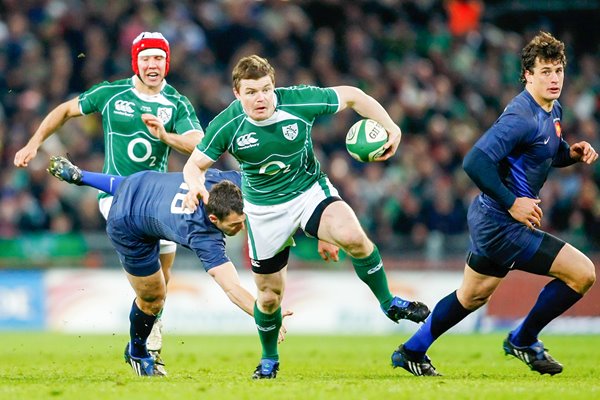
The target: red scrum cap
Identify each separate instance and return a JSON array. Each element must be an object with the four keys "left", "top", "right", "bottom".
[{"left": 131, "top": 32, "right": 170, "bottom": 76}]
